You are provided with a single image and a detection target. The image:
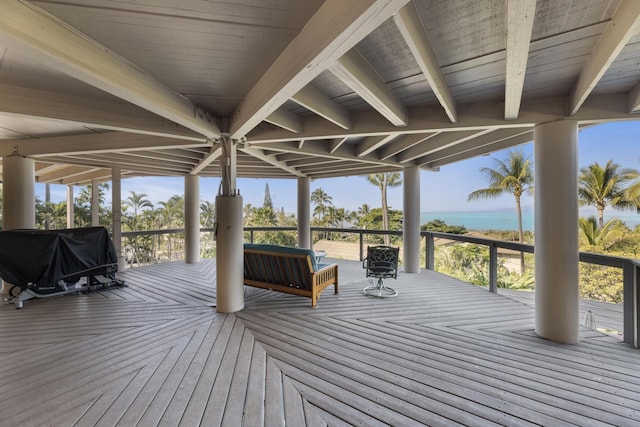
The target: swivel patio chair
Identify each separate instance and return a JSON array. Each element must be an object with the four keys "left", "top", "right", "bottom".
[{"left": 362, "top": 245, "right": 399, "bottom": 297}]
